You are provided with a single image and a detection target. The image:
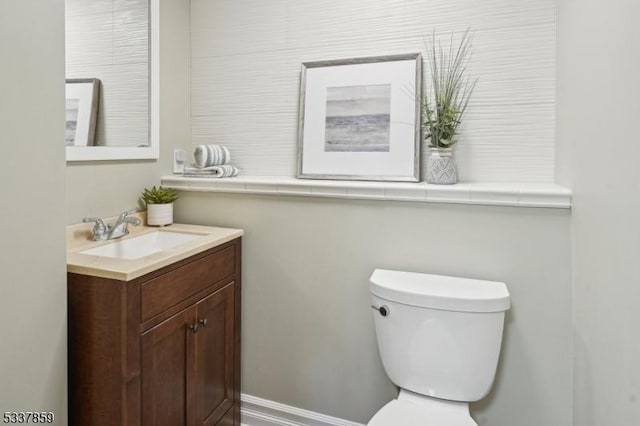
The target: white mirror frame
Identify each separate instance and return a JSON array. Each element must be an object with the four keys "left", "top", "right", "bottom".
[{"left": 66, "top": 0, "right": 159, "bottom": 162}]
